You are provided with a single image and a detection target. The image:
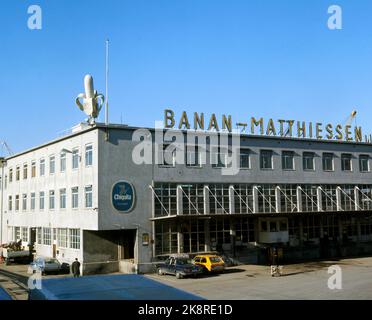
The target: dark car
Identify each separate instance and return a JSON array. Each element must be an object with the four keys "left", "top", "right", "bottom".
[
  {"left": 157, "top": 257, "right": 203, "bottom": 279},
  {"left": 28, "top": 257, "right": 70, "bottom": 275}
]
